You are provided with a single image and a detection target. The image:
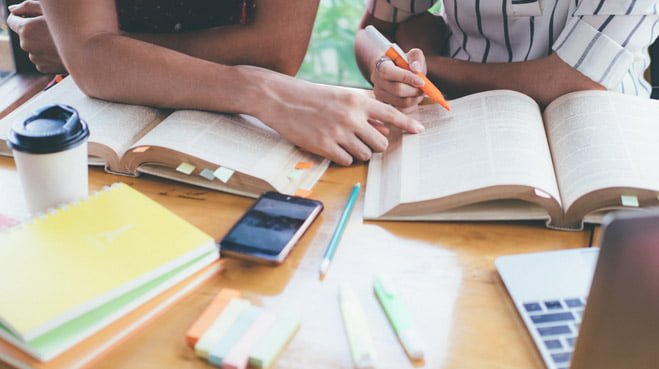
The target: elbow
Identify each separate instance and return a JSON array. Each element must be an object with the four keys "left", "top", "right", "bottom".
[
  {"left": 58, "top": 34, "right": 118, "bottom": 100},
  {"left": 268, "top": 52, "right": 305, "bottom": 76},
  {"left": 259, "top": 30, "right": 310, "bottom": 76},
  {"left": 261, "top": 41, "right": 307, "bottom": 76},
  {"left": 65, "top": 67, "right": 114, "bottom": 101}
]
